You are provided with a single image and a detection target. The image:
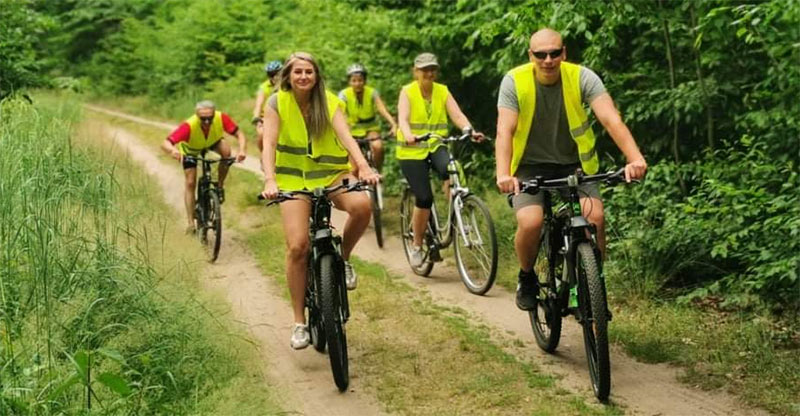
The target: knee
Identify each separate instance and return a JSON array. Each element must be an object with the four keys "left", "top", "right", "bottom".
[
  {"left": 185, "top": 177, "right": 196, "bottom": 191},
  {"left": 586, "top": 210, "right": 604, "bottom": 228},
  {"left": 349, "top": 197, "right": 372, "bottom": 221},
  {"left": 286, "top": 238, "right": 310, "bottom": 261},
  {"left": 415, "top": 193, "right": 433, "bottom": 209},
  {"left": 517, "top": 215, "right": 543, "bottom": 235}
]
